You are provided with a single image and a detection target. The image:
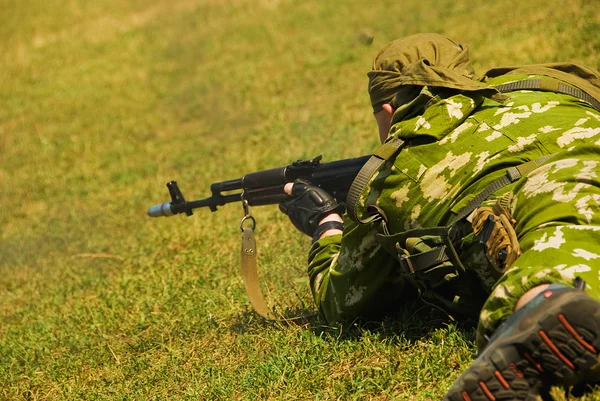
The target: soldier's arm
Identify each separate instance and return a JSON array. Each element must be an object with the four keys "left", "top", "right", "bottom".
[
  {"left": 280, "top": 181, "right": 416, "bottom": 322},
  {"left": 308, "top": 217, "right": 416, "bottom": 323}
]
